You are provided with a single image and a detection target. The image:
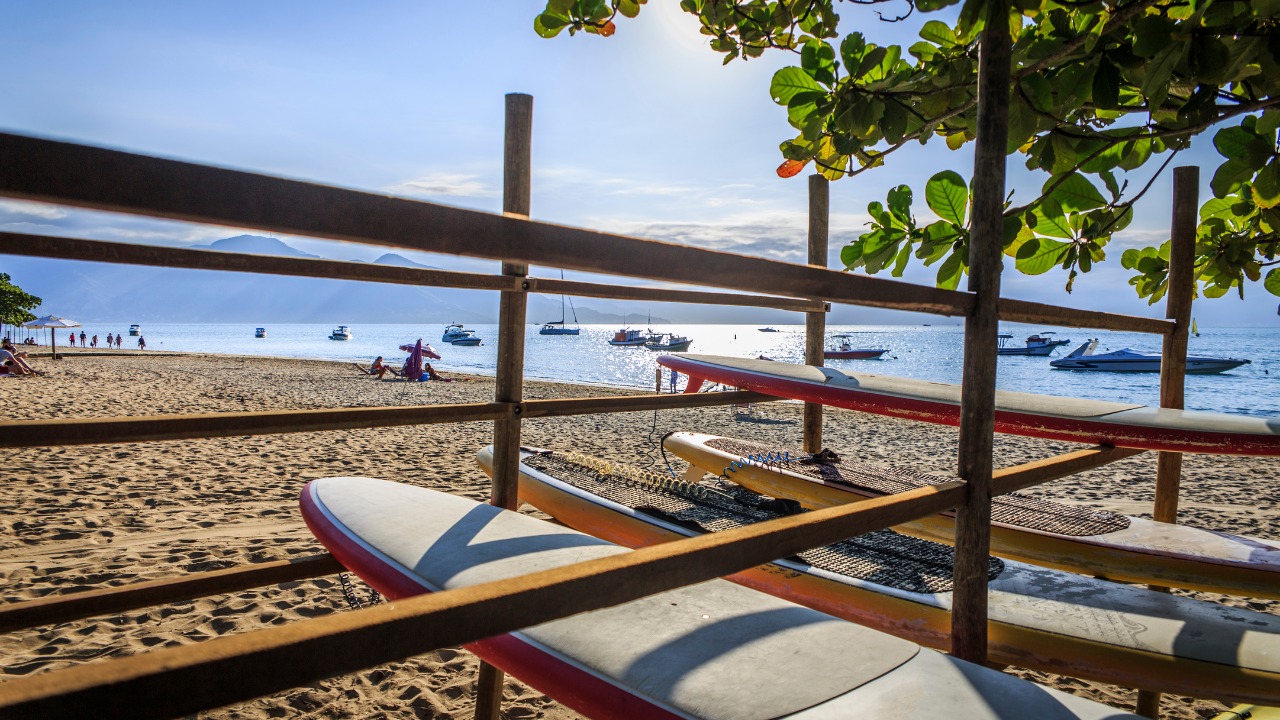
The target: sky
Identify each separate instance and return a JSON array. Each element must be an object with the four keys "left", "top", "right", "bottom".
[{"left": 2, "top": 1, "right": 1277, "bottom": 326}]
